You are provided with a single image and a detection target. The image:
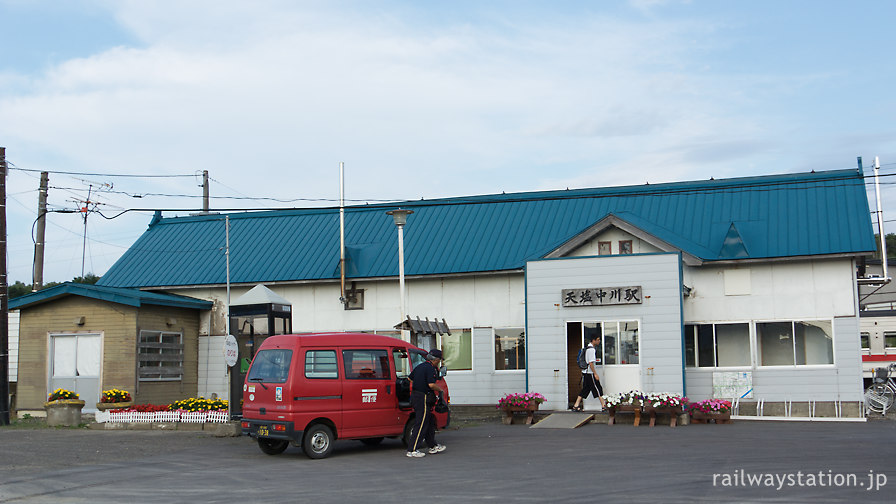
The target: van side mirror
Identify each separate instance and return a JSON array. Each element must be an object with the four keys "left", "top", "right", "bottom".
[{"left": 439, "top": 365, "right": 448, "bottom": 377}]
